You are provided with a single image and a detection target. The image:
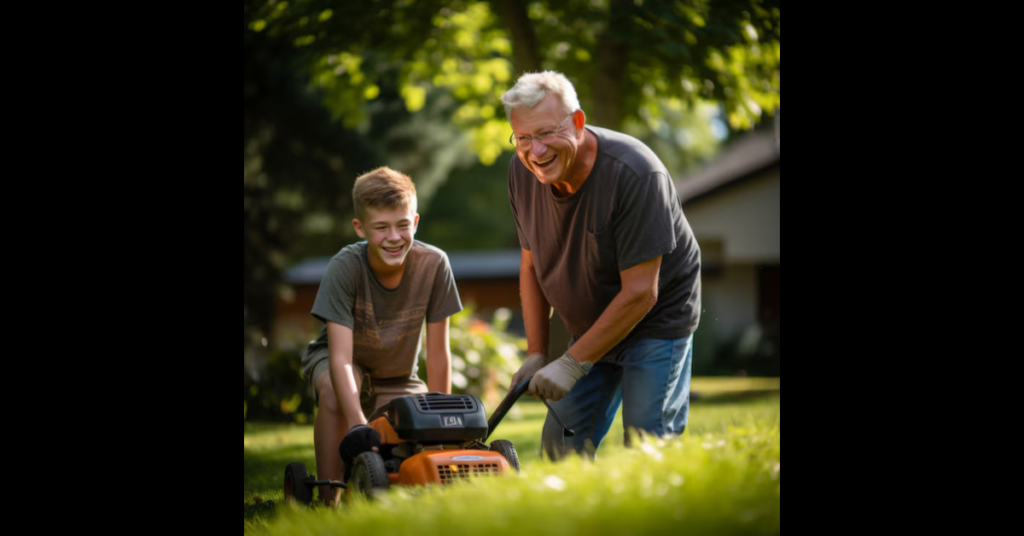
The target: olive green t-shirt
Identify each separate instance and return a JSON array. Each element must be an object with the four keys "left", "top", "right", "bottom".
[
  {"left": 302, "top": 241, "right": 463, "bottom": 380},
  {"left": 508, "top": 126, "right": 702, "bottom": 360}
]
